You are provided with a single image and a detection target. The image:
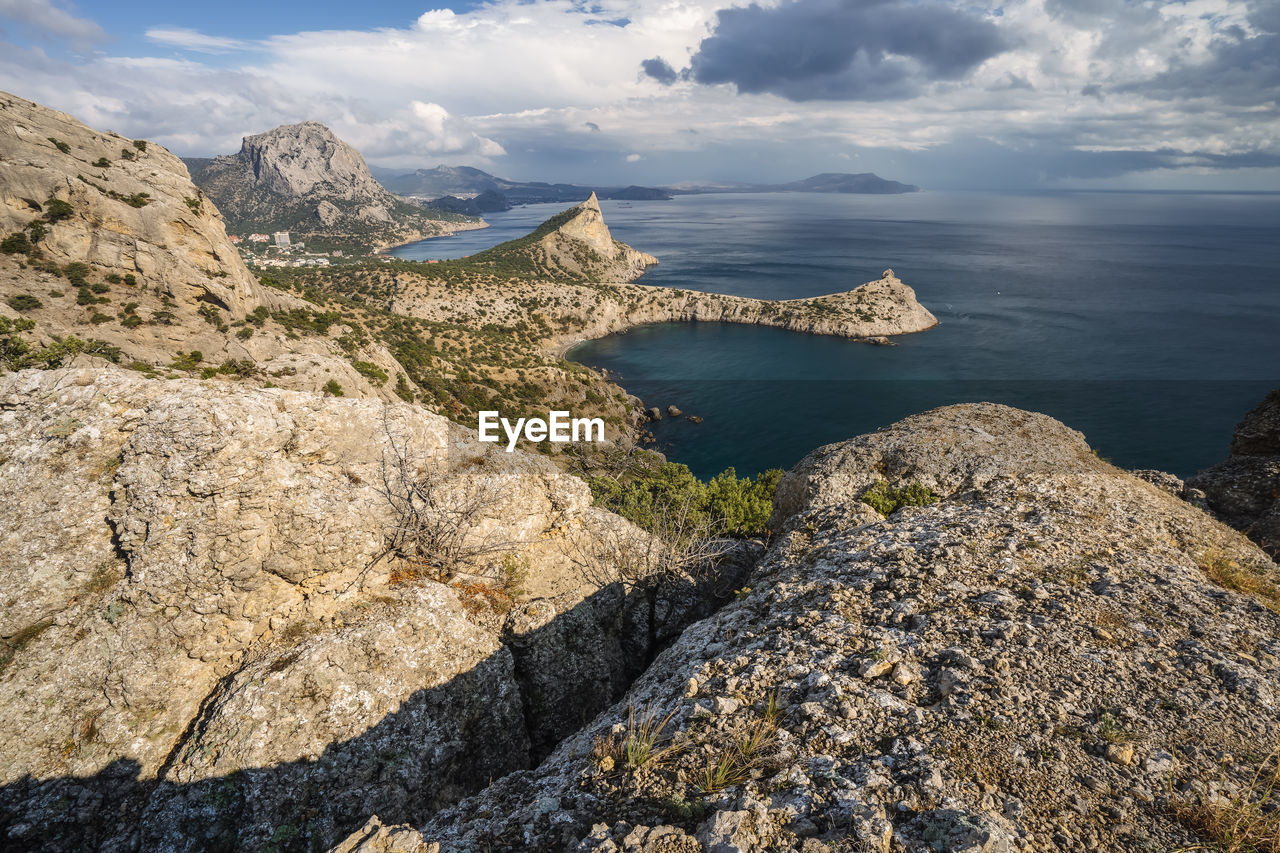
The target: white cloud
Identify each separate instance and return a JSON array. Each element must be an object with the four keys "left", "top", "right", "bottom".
[
  {"left": 0, "top": 0, "right": 1274, "bottom": 187},
  {"left": 145, "top": 27, "right": 251, "bottom": 54},
  {"left": 626, "top": 153, "right": 643, "bottom": 162},
  {"left": 0, "top": 0, "right": 102, "bottom": 45}
]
